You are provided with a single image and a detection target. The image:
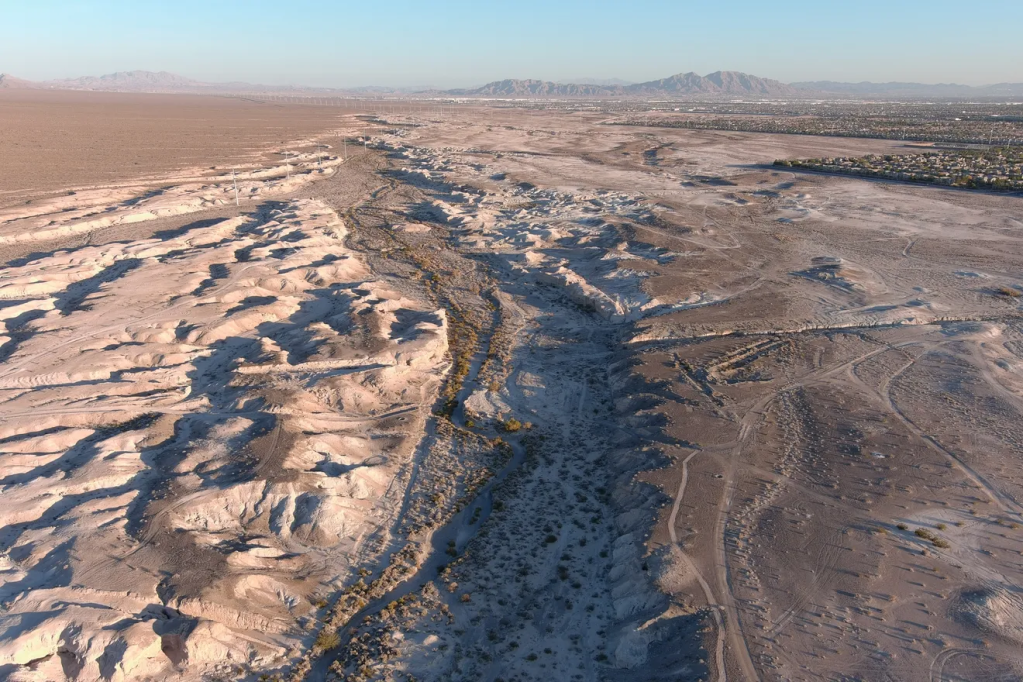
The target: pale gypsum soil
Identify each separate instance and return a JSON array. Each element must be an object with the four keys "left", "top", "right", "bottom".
[{"left": 0, "top": 102, "right": 1022, "bottom": 682}]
